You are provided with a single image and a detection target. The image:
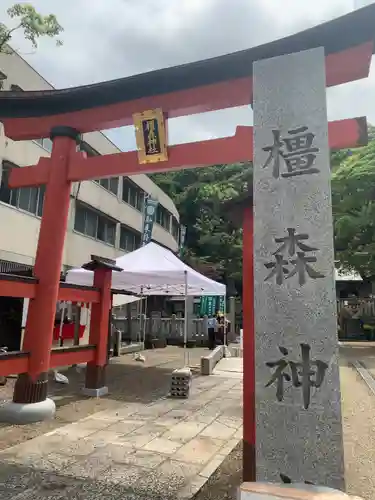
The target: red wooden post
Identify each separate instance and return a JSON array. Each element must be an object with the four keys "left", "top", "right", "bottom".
[
  {"left": 83, "top": 257, "right": 121, "bottom": 396},
  {"left": 13, "top": 127, "right": 80, "bottom": 406},
  {"left": 242, "top": 205, "right": 256, "bottom": 481}
]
